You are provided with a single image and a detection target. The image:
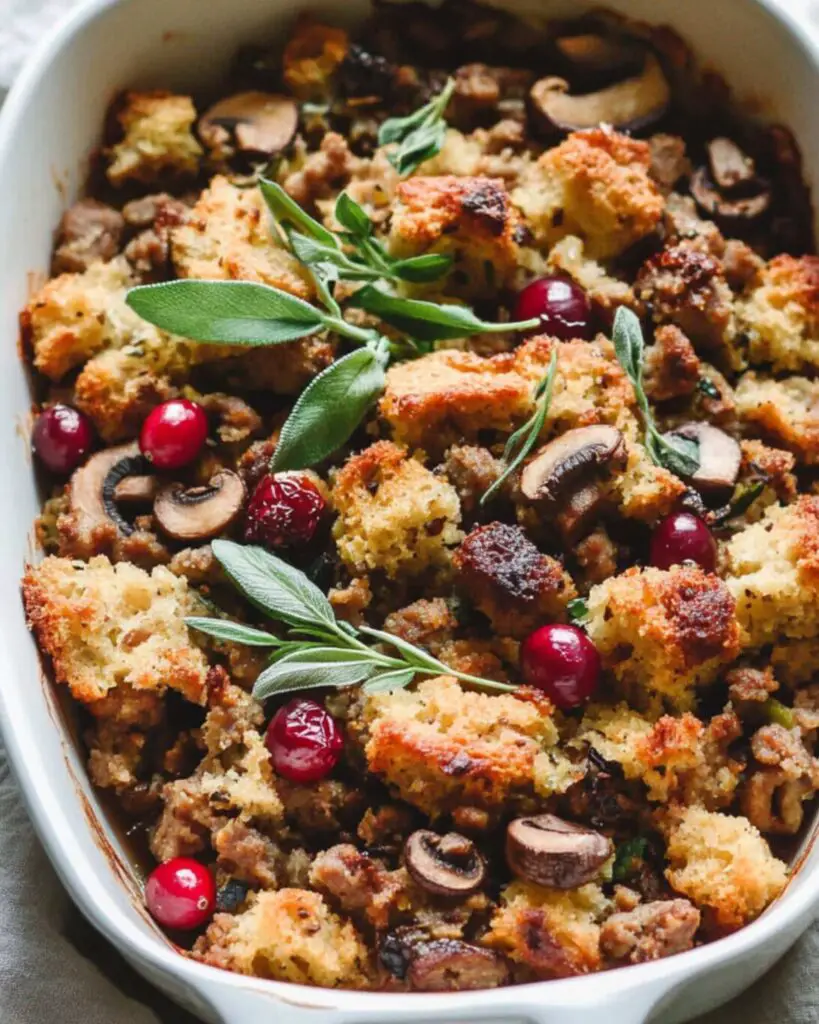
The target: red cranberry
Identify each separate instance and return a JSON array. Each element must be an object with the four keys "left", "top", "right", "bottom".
[
  {"left": 650, "top": 512, "right": 717, "bottom": 573},
  {"left": 245, "top": 472, "right": 326, "bottom": 549},
  {"left": 139, "top": 399, "right": 208, "bottom": 470},
  {"left": 32, "top": 404, "right": 93, "bottom": 474},
  {"left": 512, "top": 276, "right": 593, "bottom": 340},
  {"left": 265, "top": 698, "right": 343, "bottom": 782},
  {"left": 145, "top": 857, "right": 215, "bottom": 930},
  {"left": 521, "top": 624, "right": 600, "bottom": 709}
]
